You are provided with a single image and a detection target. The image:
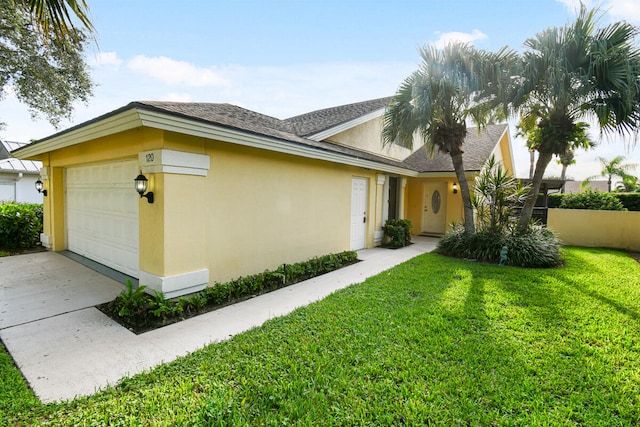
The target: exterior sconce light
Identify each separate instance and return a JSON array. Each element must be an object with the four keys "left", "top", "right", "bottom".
[
  {"left": 452, "top": 182, "right": 458, "bottom": 194},
  {"left": 134, "top": 173, "right": 154, "bottom": 203},
  {"left": 35, "top": 178, "right": 47, "bottom": 196}
]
